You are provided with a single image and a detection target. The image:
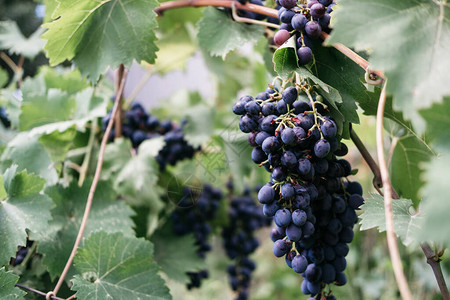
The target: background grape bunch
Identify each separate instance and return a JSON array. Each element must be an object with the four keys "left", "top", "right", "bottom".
[
  {"left": 233, "top": 80, "right": 364, "bottom": 298},
  {"left": 170, "top": 184, "right": 223, "bottom": 289},
  {"left": 102, "top": 102, "right": 198, "bottom": 170},
  {"left": 222, "top": 184, "right": 272, "bottom": 300}
]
